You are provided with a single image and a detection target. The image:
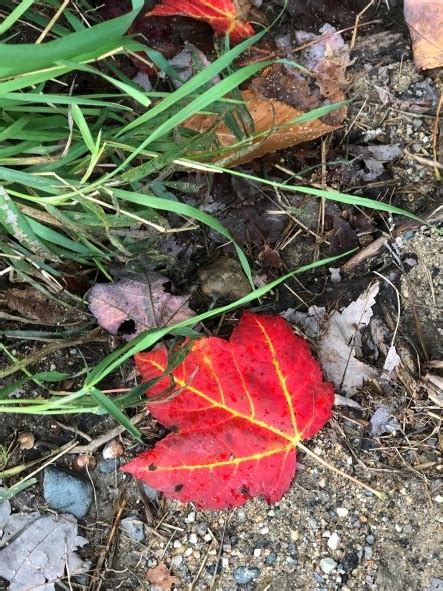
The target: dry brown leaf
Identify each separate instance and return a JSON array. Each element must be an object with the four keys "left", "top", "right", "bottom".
[
  {"left": 5, "top": 287, "right": 74, "bottom": 324},
  {"left": 184, "top": 90, "right": 337, "bottom": 166},
  {"left": 404, "top": 0, "right": 443, "bottom": 69},
  {"left": 146, "top": 563, "right": 179, "bottom": 591}
]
